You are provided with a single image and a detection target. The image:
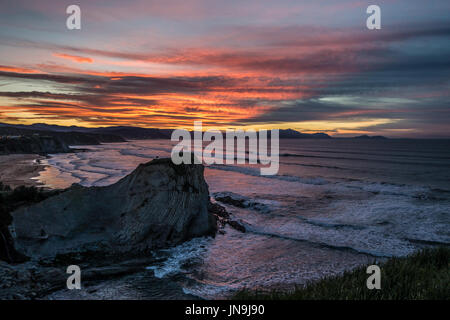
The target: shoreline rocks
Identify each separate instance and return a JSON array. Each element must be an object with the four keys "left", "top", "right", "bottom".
[
  {"left": 213, "top": 191, "right": 270, "bottom": 213},
  {"left": 208, "top": 201, "right": 246, "bottom": 233}
]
